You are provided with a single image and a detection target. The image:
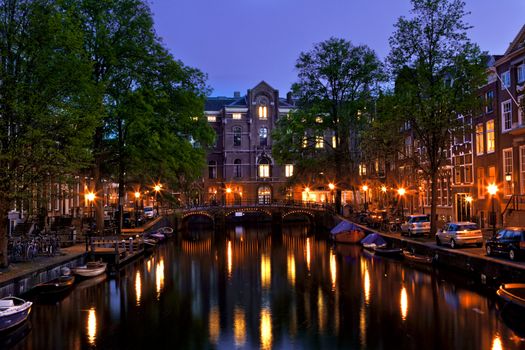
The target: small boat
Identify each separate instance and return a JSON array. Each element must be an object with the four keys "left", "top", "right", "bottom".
[
  {"left": 330, "top": 220, "right": 365, "bottom": 244},
  {"left": 361, "top": 233, "right": 387, "bottom": 250},
  {"left": 158, "top": 227, "right": 174, "bottom": 237},
  {"left": 403, "top": 250, "right": 433, "bottom": 265},
  {"left": 71, "top": 261, "right": 107, "bottom": 278},
  {"left": 497, "top": 284, "right": 525, "bottom": 309},
  {"left": 144, "top": 238, "right": 157, "bottom": 252},
  {"left": 0, "top": 297, "right": 32, "bottom": 332},
  {"left": 374, "top": 247, "right": 404, "bottom": 258},
  {"left": 35, "top": 268, "right": 75, "bottom": 295},
  {"left": 149, "top": 231, "right": 165, "bottom": 241}
]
